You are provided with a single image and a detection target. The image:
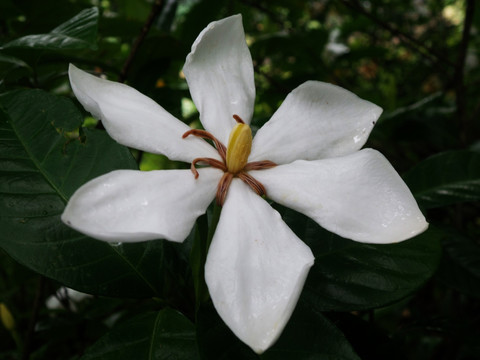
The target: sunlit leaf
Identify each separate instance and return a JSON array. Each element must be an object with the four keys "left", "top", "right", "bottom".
[{"left": 2, "top": 7, "right": 99, "bottom": 50}]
